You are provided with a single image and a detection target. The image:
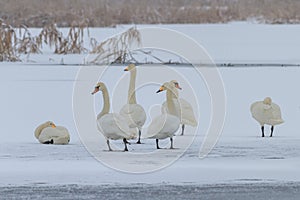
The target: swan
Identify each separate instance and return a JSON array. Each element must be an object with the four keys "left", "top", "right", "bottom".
[
  {"left": 250, "top": 97, "right": 284, "bottom": 137},
  {"left": 146, "top": 82, "right": 180, "bottom": 149},
  {"left": 161, "top": 80, "right": 197, "bottom": 135},
  {"left": 34, "top": 121, "right": 70, "bottom": 144},
  {"left": 120, "top": 64, "right": 146, "bottom": 144},
  {"left": 92, "top": 82, "right": 136, "bottom": 151}
]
